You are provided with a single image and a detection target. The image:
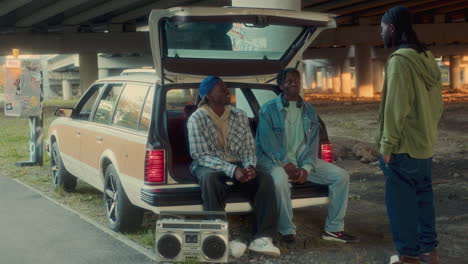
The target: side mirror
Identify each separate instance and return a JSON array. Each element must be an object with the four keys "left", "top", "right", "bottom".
[{"left": 54, "top": 108, "right": 73, "bottom": 118}]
